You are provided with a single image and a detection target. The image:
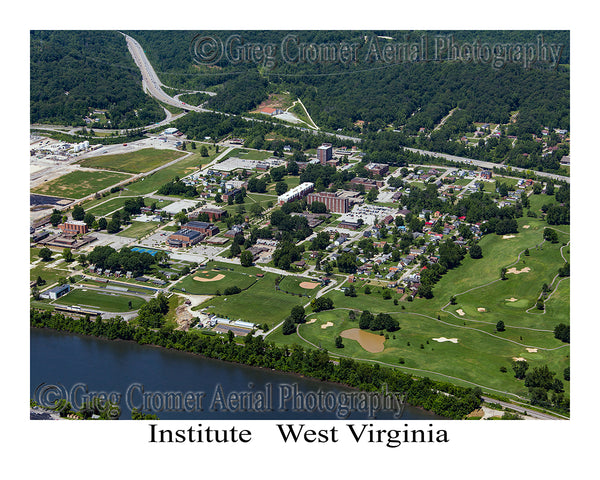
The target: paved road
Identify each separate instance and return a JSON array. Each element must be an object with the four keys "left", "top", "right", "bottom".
[
  {"left": 480, "top": 396, "right": 567, "bottom": 420},
  {"left": 404, "top": 147, "right": 570, "bottom": 184},
  {"left": 121, "top": 32, "right": 363, "bottom": 144}
]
